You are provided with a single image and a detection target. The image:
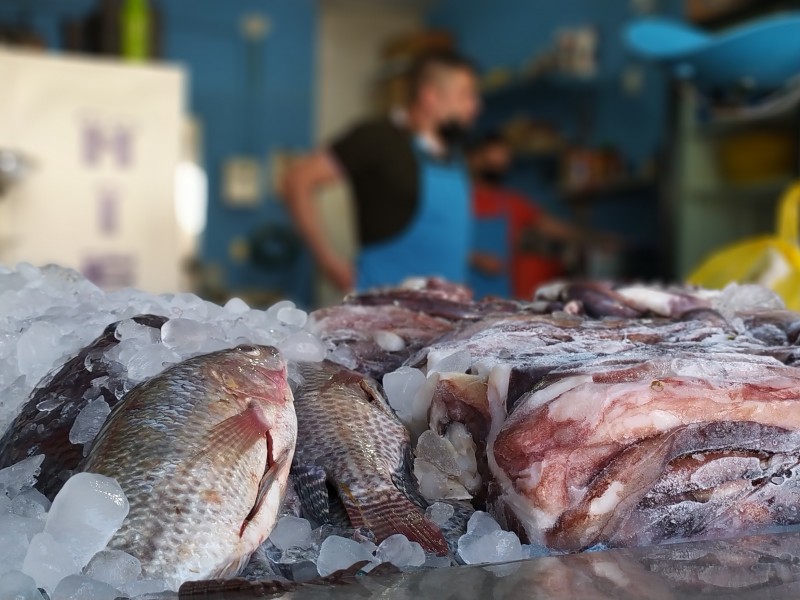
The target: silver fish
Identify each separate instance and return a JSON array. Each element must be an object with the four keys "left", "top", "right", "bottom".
[{"left": 81, "top": 344, "right": 296, "bottom": 590}]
